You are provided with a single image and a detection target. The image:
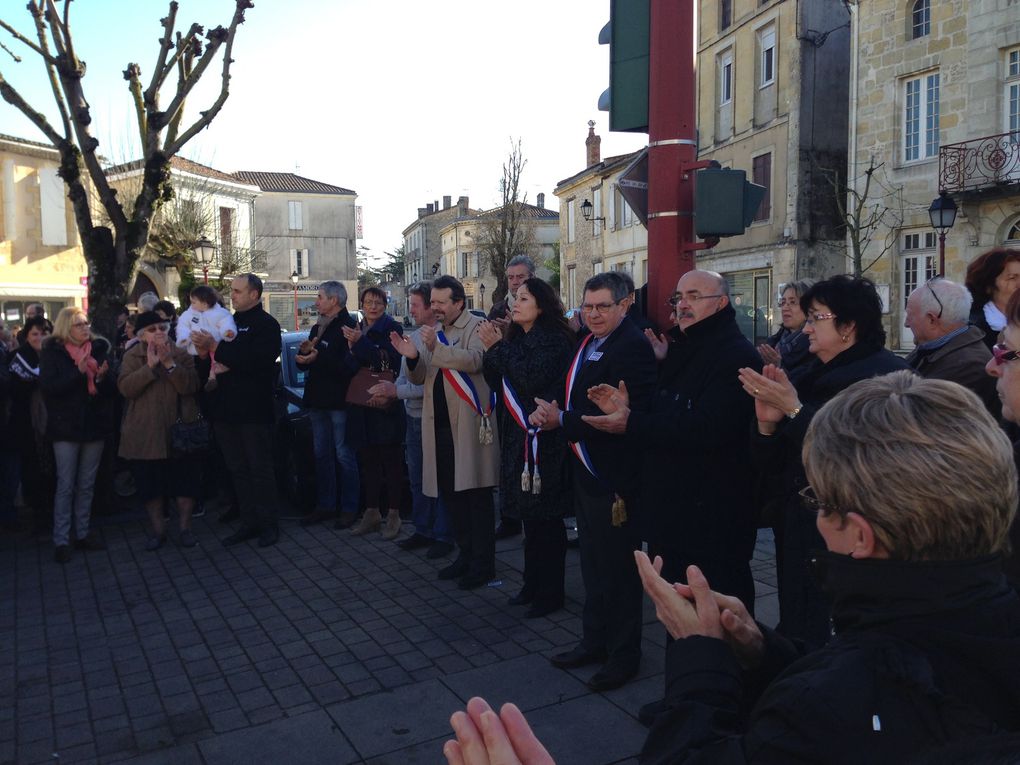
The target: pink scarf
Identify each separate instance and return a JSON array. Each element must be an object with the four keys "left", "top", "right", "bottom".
[{"left": 65, "top": 340, "right": 99, "bottom": 395}]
